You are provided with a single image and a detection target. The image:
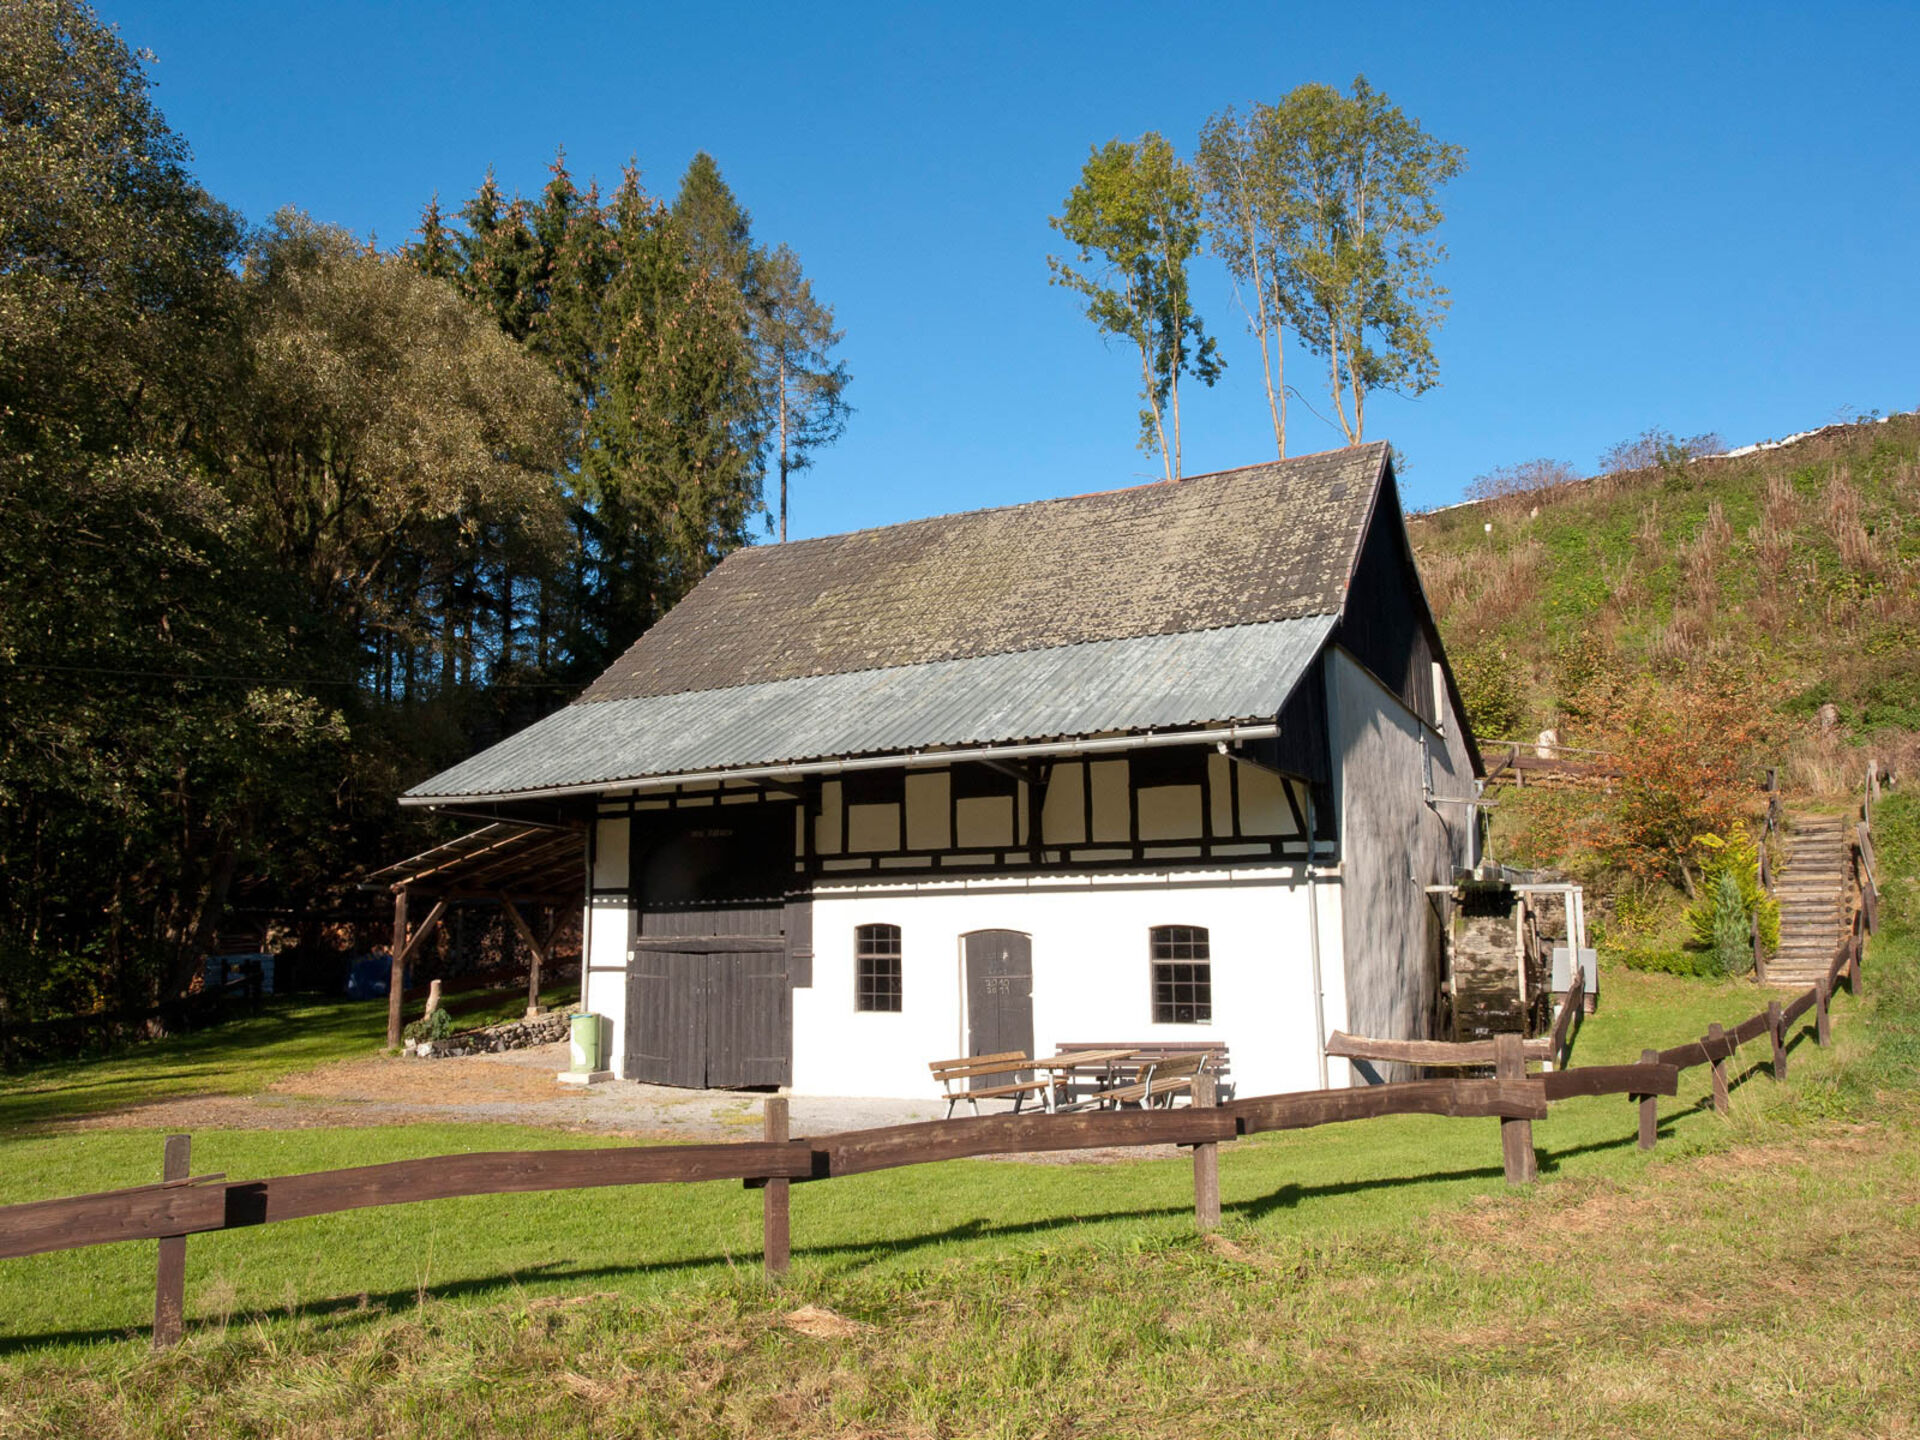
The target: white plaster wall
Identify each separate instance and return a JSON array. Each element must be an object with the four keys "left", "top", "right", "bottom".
[
  {"left": 790, "top": 868, "right": 1329, "bottom": 1100},
  {"left": 581, "top": 815, "right": 633, "bottom": 1075}
]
